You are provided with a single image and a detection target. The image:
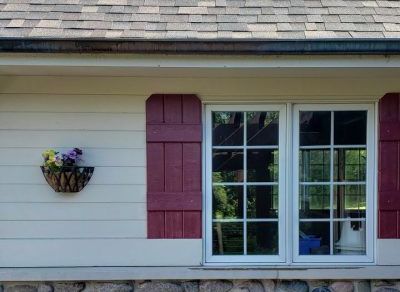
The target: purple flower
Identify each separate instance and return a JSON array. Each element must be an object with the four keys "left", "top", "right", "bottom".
[
  {"left": 74, "top": 148, "right": 83, "bottom": 156},
  {"left": 67, "top": 150, "right": 77, "bottom": 160}
]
